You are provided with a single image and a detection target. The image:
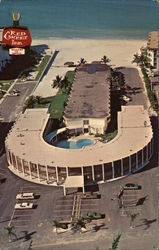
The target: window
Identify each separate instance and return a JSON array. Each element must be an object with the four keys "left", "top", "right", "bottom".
[{"left": 83, "top": 120, "right": 89, "bottom": 125}]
